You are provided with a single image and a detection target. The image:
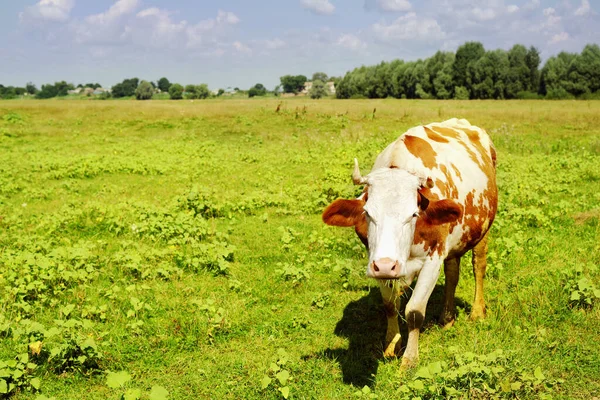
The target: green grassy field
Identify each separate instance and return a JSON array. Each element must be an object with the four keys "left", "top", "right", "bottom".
[{"left": 1, "top": 99, "right": 599, "bottom": 399}]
